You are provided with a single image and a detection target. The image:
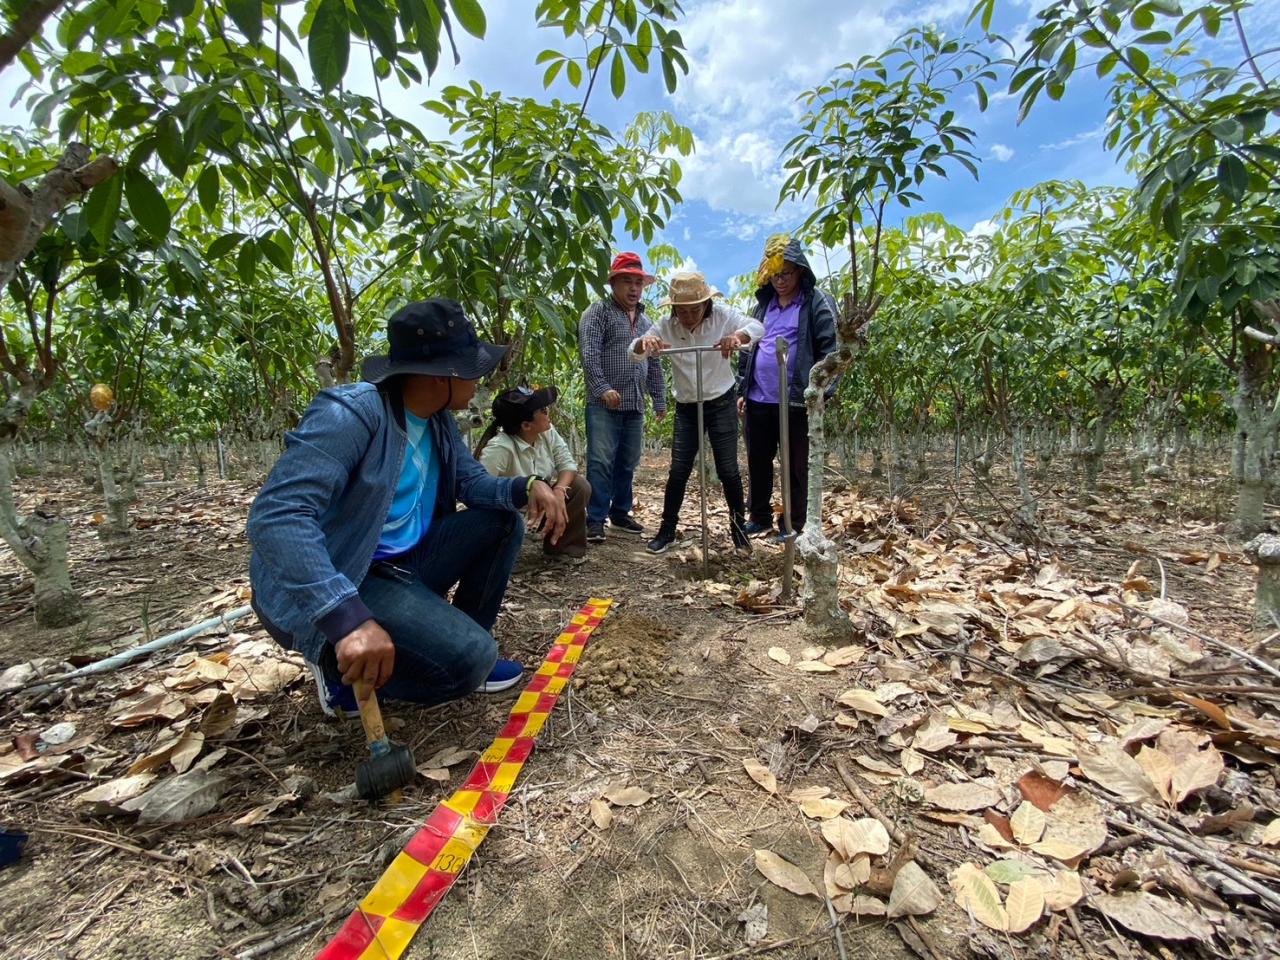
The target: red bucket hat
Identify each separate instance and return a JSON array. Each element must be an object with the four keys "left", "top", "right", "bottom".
[{"left": 607, "top": 251, "right": 655, "bottom": 285}]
